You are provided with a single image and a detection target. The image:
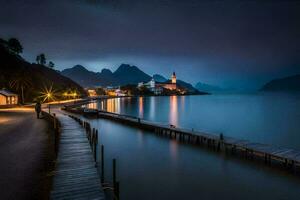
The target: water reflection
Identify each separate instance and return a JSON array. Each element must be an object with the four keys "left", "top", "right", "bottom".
[
  {"left": 105, "top": 98, "right": 120, "bottom": 113},
  {"left": 149, "top": 97, "right": 155, "bottom": 119},
  {"left": 88, "top": 94, "right": 300, "bottom": 149},
  {"left": 137, "top": 129, "right": 144, "bottom": 148},
  {"left": 86, "top": 101, "right": 97, "bottom": 109},
  {"left": 139, "top": 97, "right": 144, "bottom": 118},
  {"left": 170, "top": 140, "right": 178, "bottom": 161},
  {"left": 83, "top": 94, "right": 300, "bottom": 199},
  {"left": 170, "top": 96, "right": 178, "bottom": 126}
]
